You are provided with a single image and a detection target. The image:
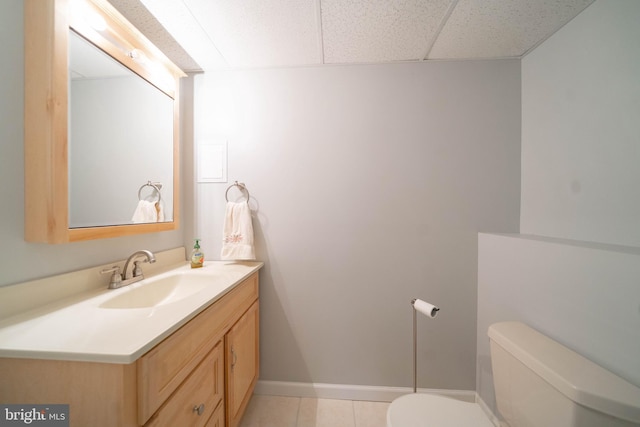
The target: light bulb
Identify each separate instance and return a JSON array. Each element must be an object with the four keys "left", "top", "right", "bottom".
[
  {"left": 70, "top": 0, "right": 107, "bottom": 32},
  {"left": 128, "top": 49, "right": 147, "bottom": 64}
]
